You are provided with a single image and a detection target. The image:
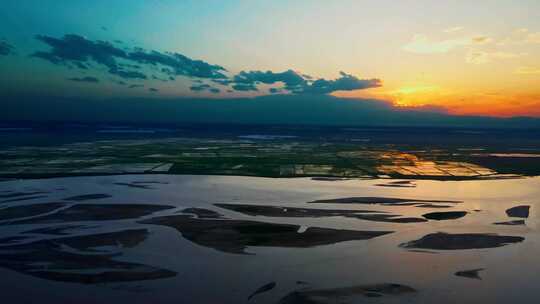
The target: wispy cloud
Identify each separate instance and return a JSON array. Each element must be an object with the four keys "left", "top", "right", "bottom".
[
  {"left": 402, "top": 34, "right": 471, "bottom": 54},
  {"left": 466, "top": 50, "right": 524, "bottom": 64},
  {"left": 498, "top": 28, "right": 540, "bottom": 45},
  {"left": 523, "top": 30, "right": 540, "bottom": 44},
  {"left": 403, "top": 31, "right": 533, "bottom": 66},
  {"left": 444, "top": 26, "right": 464, "bottom": 33},
  {"left": 403, "top": 34, "right": 494, "bottom": 55},
  {"left": 514, "top": 66, "right": 540, "bottom": 75},
  {"left": 471, "top": 36, "right": 492, "bottom": 44}
]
